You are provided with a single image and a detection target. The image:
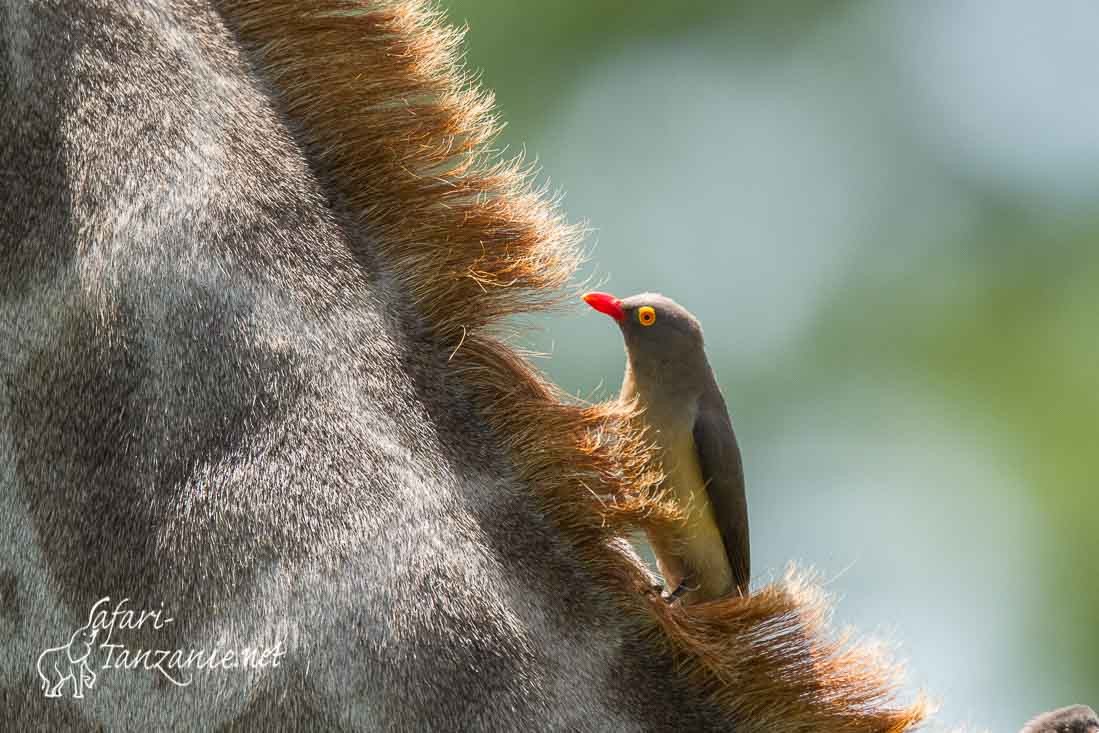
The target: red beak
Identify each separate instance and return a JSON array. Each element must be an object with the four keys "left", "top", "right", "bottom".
[{"left": 582, "top": 292, "right": 625, "bottom": 322}]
